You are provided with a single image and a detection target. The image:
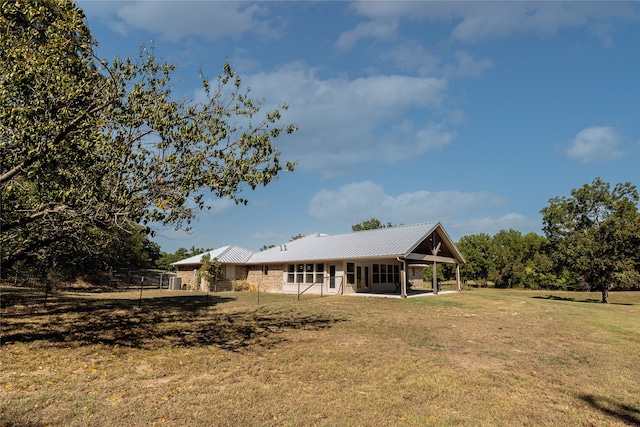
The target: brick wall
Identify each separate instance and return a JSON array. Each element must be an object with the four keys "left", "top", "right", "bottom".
[
  {"left": 175, "top": 268, "right": 198, "bottom": 289},
  {"left": 245, "top": 264, "right": 285, "bottom": 292}
]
